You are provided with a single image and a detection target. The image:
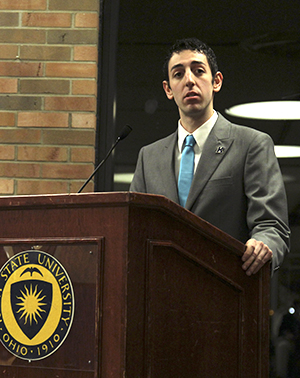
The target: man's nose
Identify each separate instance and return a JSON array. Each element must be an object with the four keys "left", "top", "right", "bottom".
[{"left": 185, "top": 70, "right": 195, "bottom": 86}]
